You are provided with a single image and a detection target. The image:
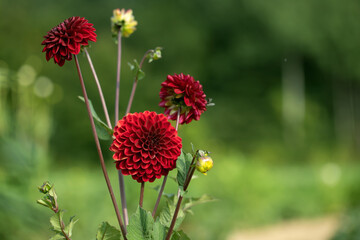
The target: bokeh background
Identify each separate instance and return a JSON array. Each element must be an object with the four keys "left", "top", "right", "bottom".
[{"left": 1, "top": 0, "right": 360, "bottom": 239}]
